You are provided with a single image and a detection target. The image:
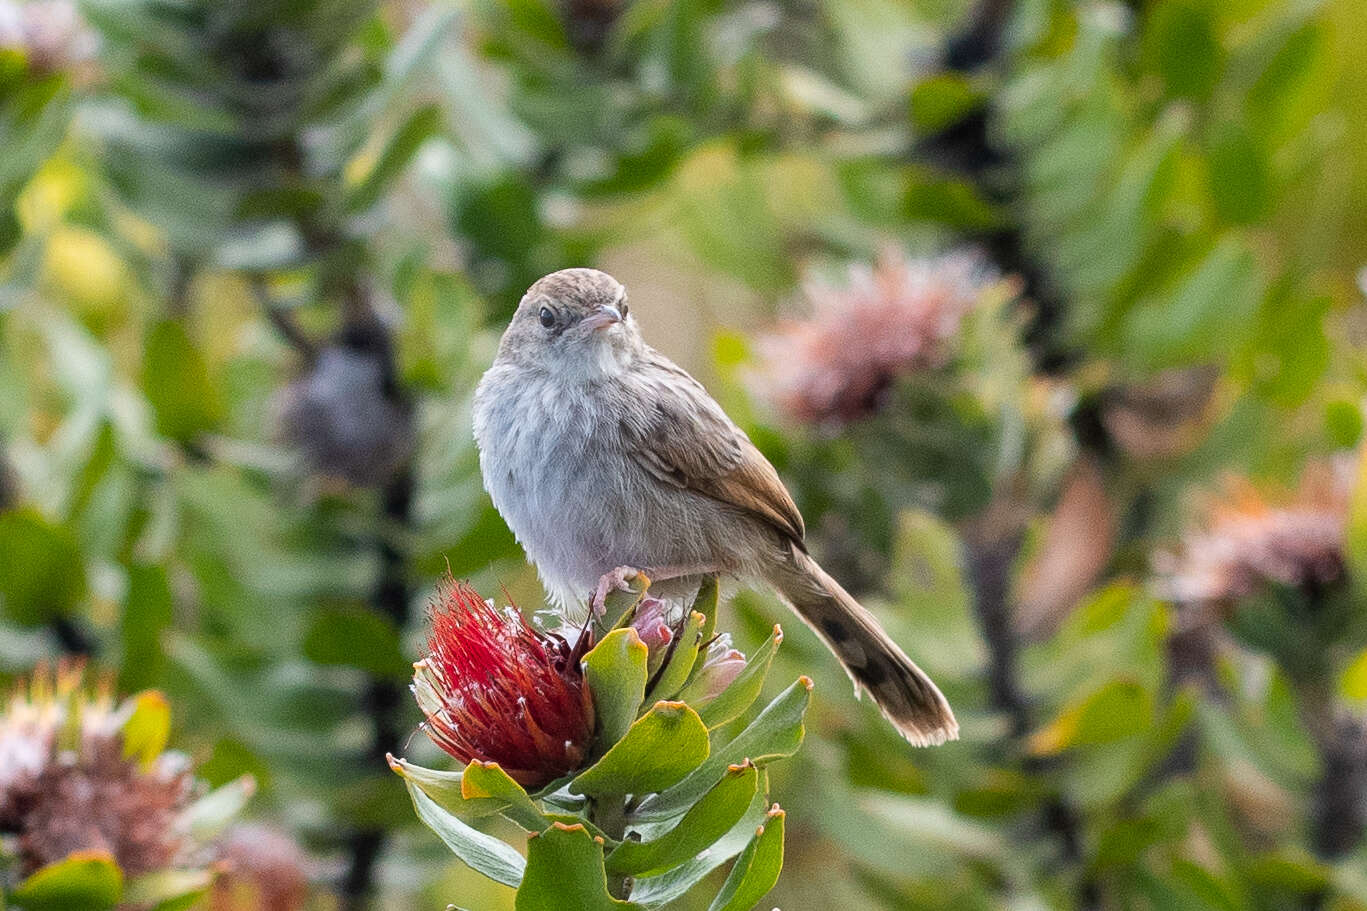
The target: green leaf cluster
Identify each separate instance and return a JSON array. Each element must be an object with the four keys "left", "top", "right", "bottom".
[{"left": 392, "top": 575, "right": 807, "bottom": 909}]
